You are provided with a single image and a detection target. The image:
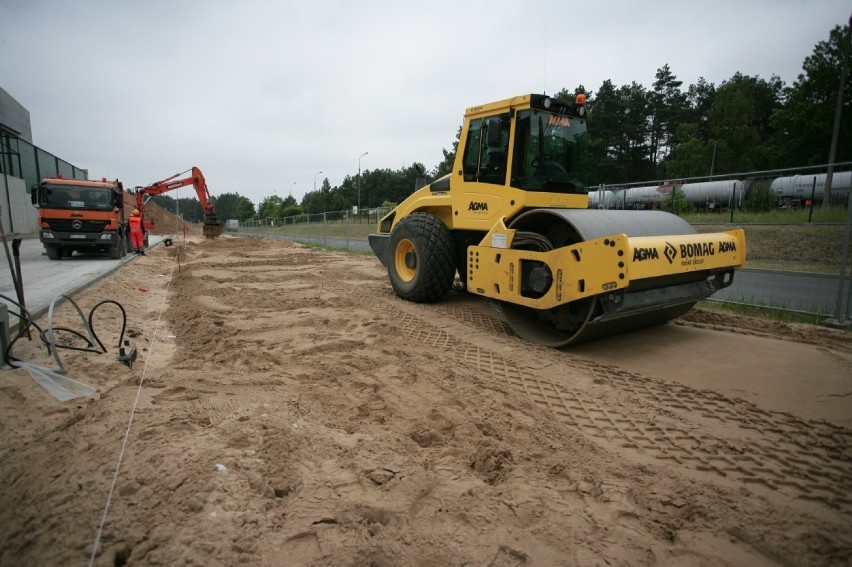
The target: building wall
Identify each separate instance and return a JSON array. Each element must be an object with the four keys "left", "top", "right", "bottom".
[
  {"left": 0, "top": 87, "right": 86, "bottom": 235},
  {"left": 0, "top": 87, "right": 33, "bottom": 143},
  {"left": 0, "top": 174, "right": 38, "bottom": 234}
]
